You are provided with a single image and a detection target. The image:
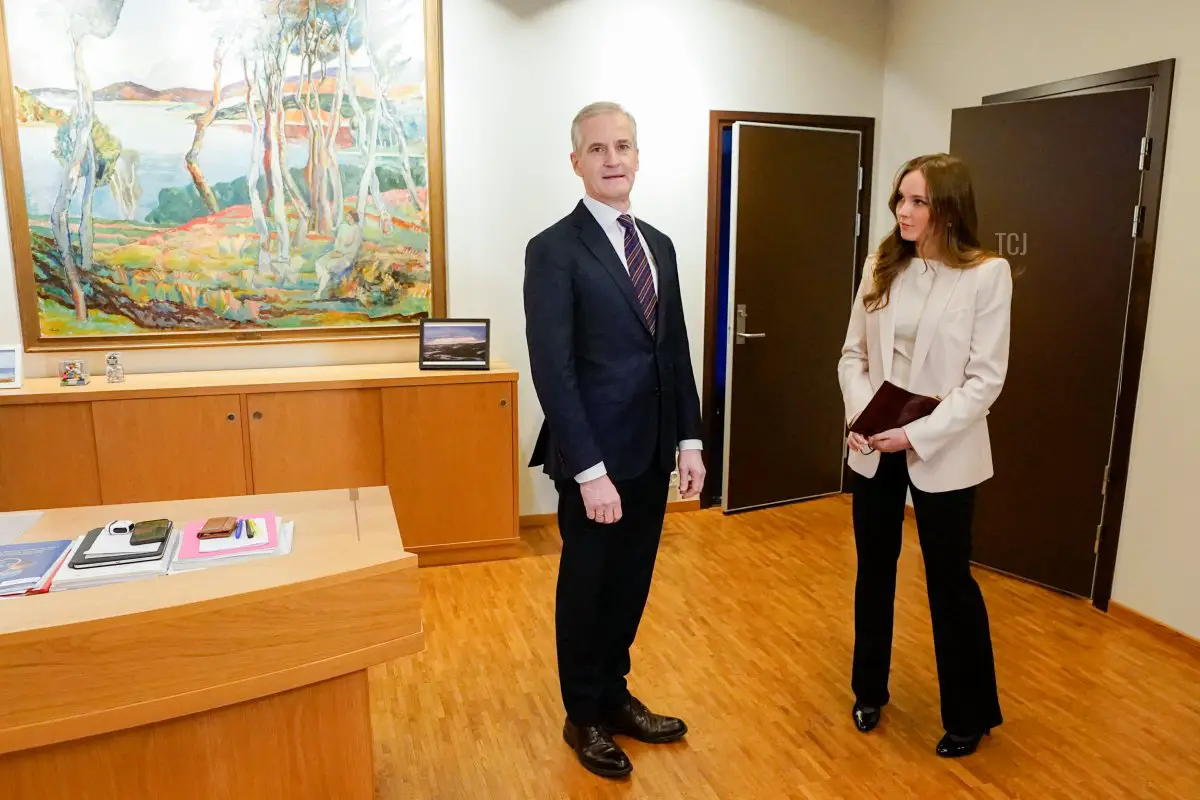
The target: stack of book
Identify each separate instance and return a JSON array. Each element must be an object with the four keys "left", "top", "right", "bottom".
[
  {"left": 2, "top": 512, "right": 295, "bottom": 594},
  {"left": 169, "top": 513, "right": 294, "bottom": 574},
  {"left": 0, "top": 540, "right": 73, "bottom": 597},
  {"left": 51, "top": 522, "right": 182, "bottom": 592}
]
